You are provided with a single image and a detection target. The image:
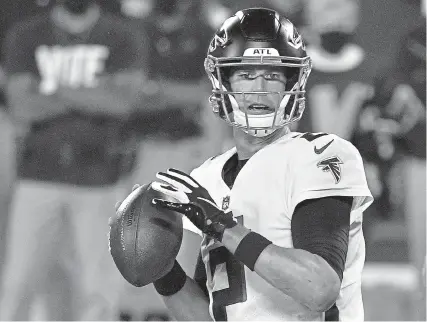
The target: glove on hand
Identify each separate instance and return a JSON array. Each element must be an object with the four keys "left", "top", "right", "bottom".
[{"left": 151, "top": 168, "right": 237, "bottom": 241}]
